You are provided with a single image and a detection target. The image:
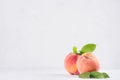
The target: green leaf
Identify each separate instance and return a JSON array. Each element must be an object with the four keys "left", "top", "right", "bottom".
[
  {"left": 78, "top": 71, "right": 110, "bottom": 79},
  {"left": 73, "top": 46, "right": 77, "bottom": 54},
  {"left": 80, "top": 43, "right": 96, "bottom": 54},
  {"left": 90, "top": 71, "right": 104, "bottom": 79},
  {"left": 79, "top": 72, "right": 90, "bottom": 78},
  {"left": 102, "top": 72, "right": 110, "bottom": 78}
]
